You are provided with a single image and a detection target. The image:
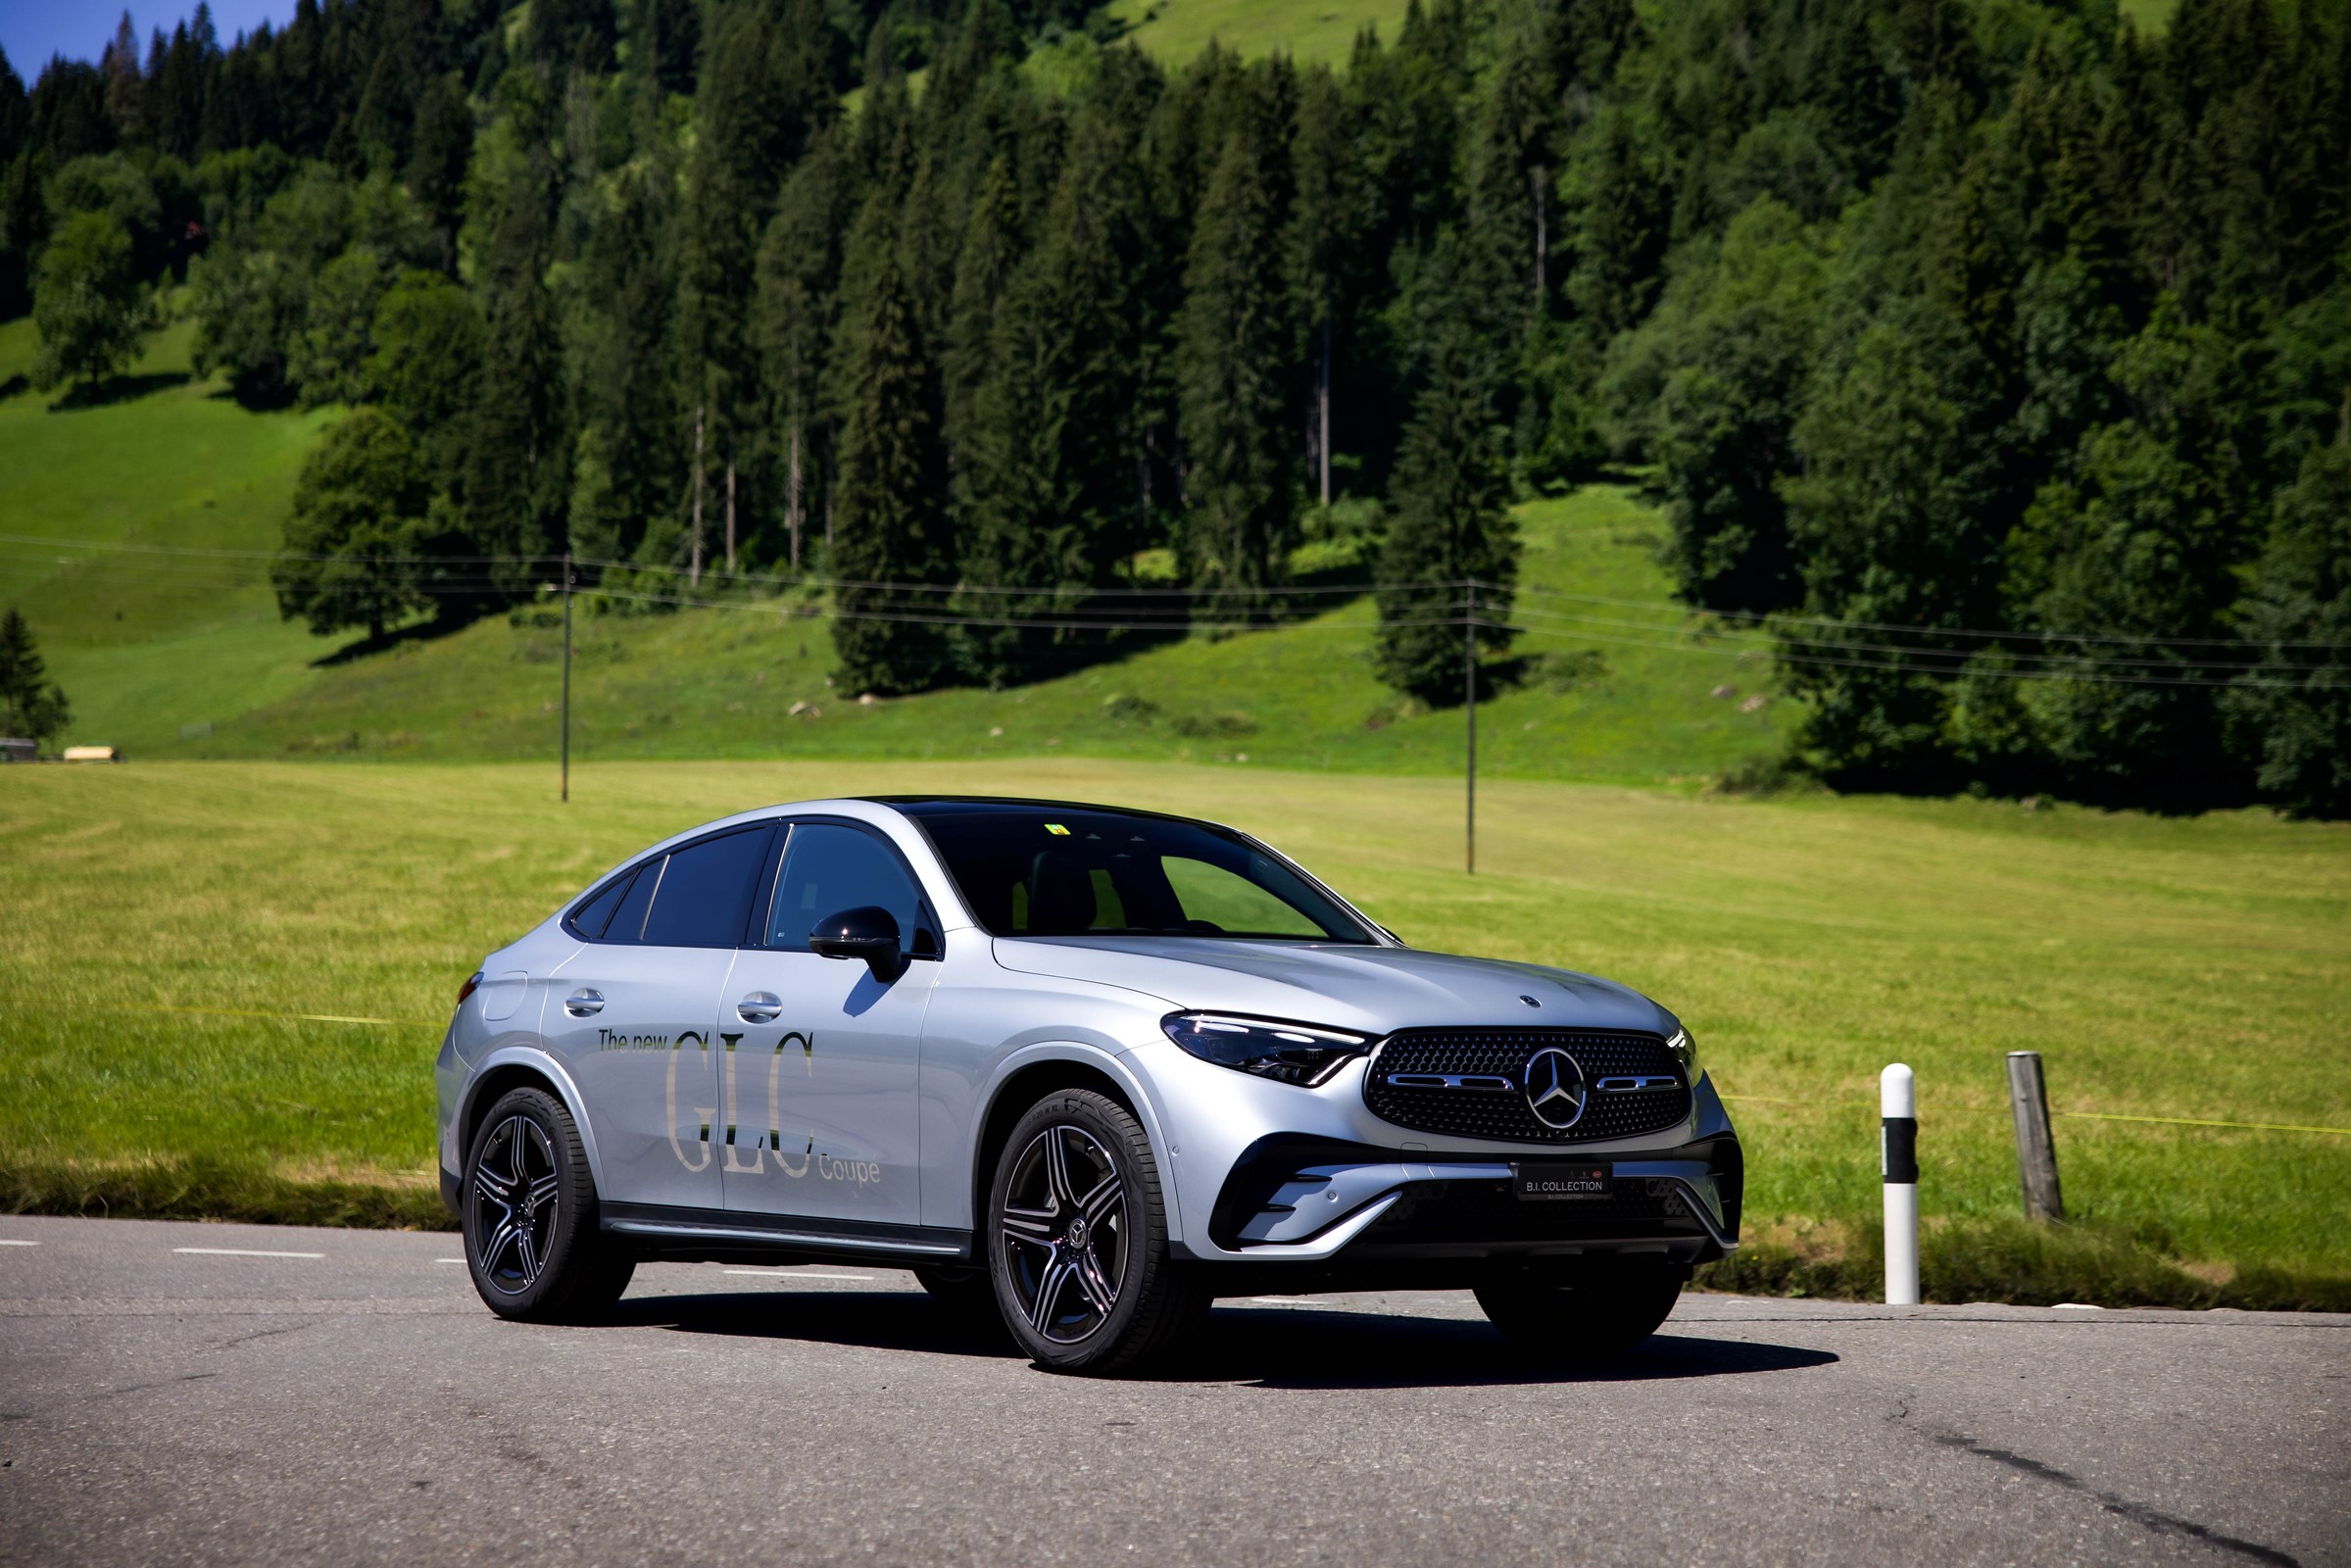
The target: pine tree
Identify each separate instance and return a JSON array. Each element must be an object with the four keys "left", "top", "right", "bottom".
[
  {"left": 0, "top": 607, "right": 71, "bottom": 749},
  {"left": 1374, "top": 329, "right": 1516, "bottom": 704},
  {"left": 677, "top": 0, "right": 815, "bottom": 580},
  {"left": 460, "top": 174, "right": 566, "bottom": 602},
  {"left": 943, "top": 148, "right": 1023, "bottom": 487},
  {"left": 1465, "top": 30, "right": 1556, "bottom": 319},
  {"left": 1567, "top": 110, "right": 1666, "bottom": 337},
  {"left": 574, "top": 166, "right": 678, "bottom": 565},
  {"left": 829, "top": 229, "right": 955, "bottom": 694},
  {"left": 957, "top": 108, "right": 1145, "bottom": 687},
  {"left": 1287, "top": 67, "right": 1365, "bottom": 510},
  {"left": 1174, "top": 78, "right": 1298, "bottom": 602},
  {"left": 755, "top": 128, "right": 856, "bottom": 568},
  {"left": 405, "top": 73, "right": 469, "bottom": 275}
]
